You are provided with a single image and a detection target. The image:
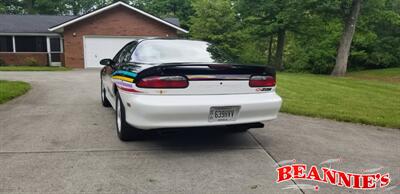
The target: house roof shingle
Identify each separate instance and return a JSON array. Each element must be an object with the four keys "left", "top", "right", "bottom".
[
  {"left": 0, "top": 2, "right": 185, "bottom": 35},
  {"left": 48, "top": 2, "right": 187, "bottom": 33},
  {"left": 163, "top": 18, "right": 180, "bottom": 27},
  {"left": 0, "top": 14, "right": 76, "bottom": 34}
]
